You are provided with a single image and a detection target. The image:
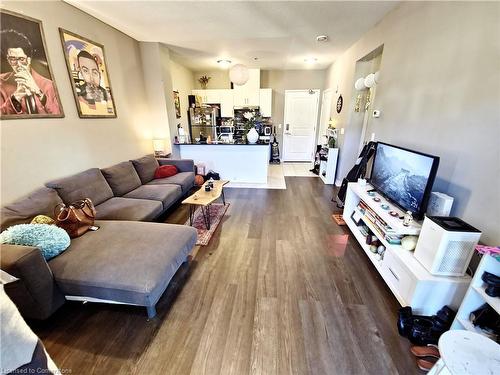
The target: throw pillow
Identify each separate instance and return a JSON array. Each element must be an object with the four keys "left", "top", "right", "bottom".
[
  {"left": 154, "top": 165, "right": 178, "bottom": 179},
  {"left": 0, "top": 224, "right": 70, "bottom": 261},
  {"left": 30, "top": 215, "right": 55, "bottom": 225}
]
